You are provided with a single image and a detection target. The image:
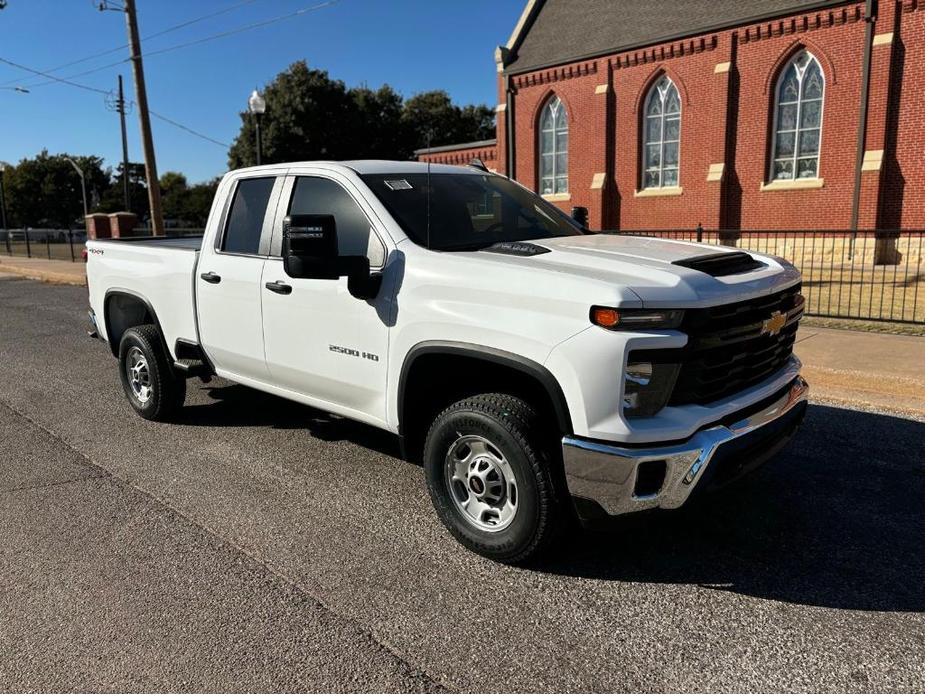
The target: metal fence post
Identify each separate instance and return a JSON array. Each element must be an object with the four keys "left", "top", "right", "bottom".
[
  {"left": 25, "top": 229, "right": 31, "bottom": 258},
  {"left": 68, "top": 229, "right": 76, "bottom": 262},
  {"left": 696, "top": 223, "right": 703, "bottom": 244},
  {"left": 46, "top": 237, "right": 51, "bottom": 260}
]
